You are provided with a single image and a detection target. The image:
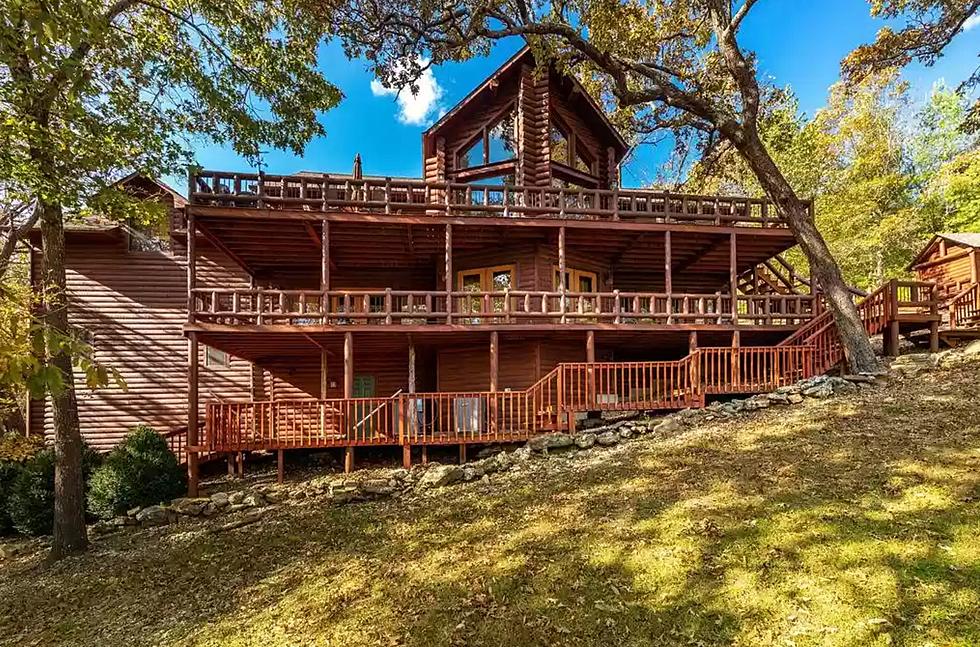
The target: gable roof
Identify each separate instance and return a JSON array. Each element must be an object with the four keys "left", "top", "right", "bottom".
[
  {"left": 908, "top": 232, "right": 980, "bottom": 268},
  {"left": 423, "top": 46, "right": 629, "bottom": 156}
]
